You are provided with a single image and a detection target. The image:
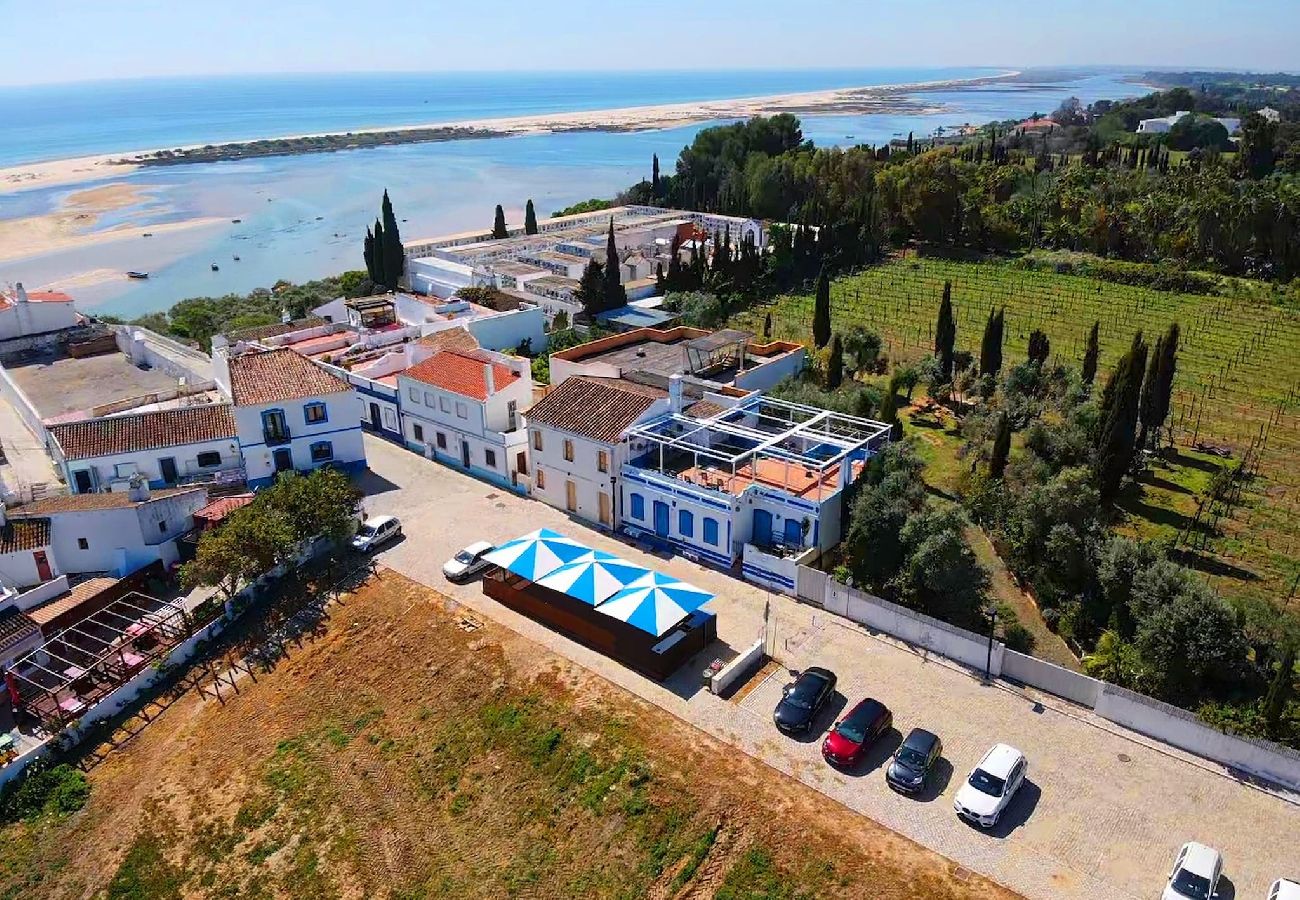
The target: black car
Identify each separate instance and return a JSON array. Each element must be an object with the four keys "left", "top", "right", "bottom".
[
  {"left": 885, "top": 727, "right": 943, "bottom": 794},
  {"left": 773, "top": 666, "right": 837, "bottom": 734}
]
